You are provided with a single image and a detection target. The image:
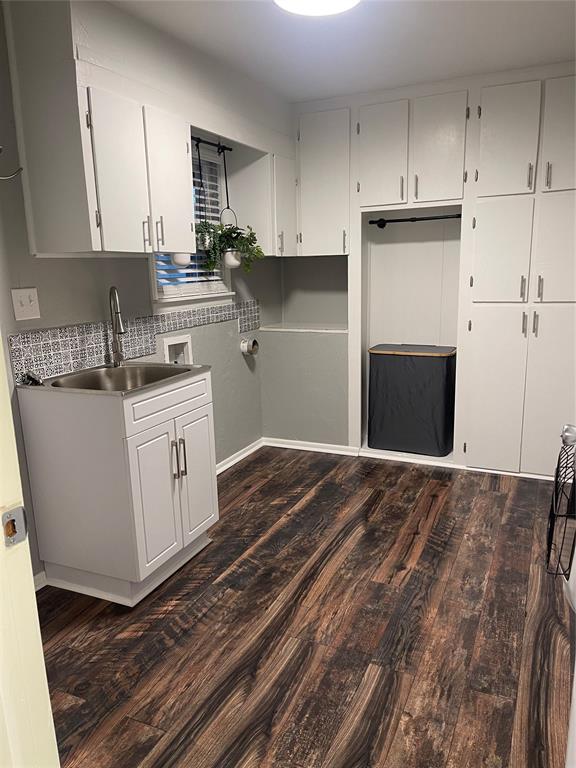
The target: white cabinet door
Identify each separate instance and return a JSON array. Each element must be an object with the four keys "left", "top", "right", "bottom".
[
  {"left": 274, "top": 154, "right": 298, "bottom": 257},
  {"left": 531, "top": 191, "right": 576, "bottom": 302},
  {"left": 472, "top": 197, "right": 534, "bottom": 302},
  {"left": 143, "top": 105, "right": 196, "bottom": 254},
  {"left": 477, "top": 81, "right": 541, "bottom": 197},
  {"left": 228, "top": 152, "right": 274, "bottom": 255},
  {"left": 127, "top": 421, "right": 183, "bottom": 578},
  {"left": 409, "top": 91, "right": 467, "bottom": 203},
  {"left": 176, "top": 405, "right": 219, "bottom": 548},
  {"left": 541, "top": 75, "right": 576, "bottom": 192},
  {"left": 521, "top": 305, "right": 576, "bottom": 476},
  {"left": 358, "top": 100, "right": 408, "bottom": 206},
  {"left": 88, "top": 88, "right": 151, "bottom": 253},
  {"left": 465, "top": 306, "right": 529, "bottom": 472},
  {"left": 298, "top": 109, "right": 350, "bottom": 256}
]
